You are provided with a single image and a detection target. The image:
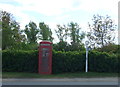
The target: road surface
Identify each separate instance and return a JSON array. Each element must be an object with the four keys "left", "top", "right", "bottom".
[{"left": 2, "top": 77, "right": 119, "bottom": 85}]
